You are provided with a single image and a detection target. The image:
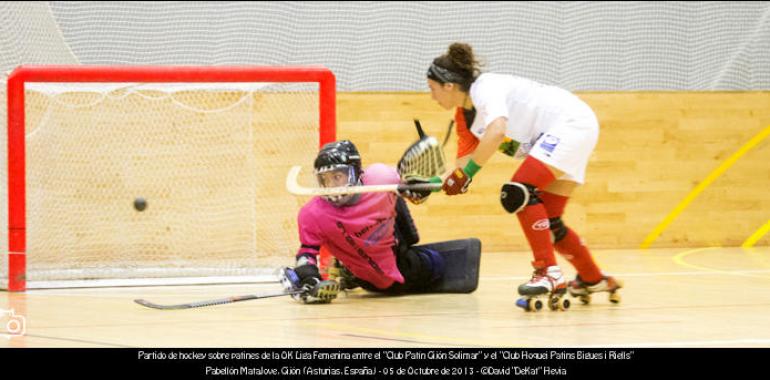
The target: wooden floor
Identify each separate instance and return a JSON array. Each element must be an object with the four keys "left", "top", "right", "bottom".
[{"left": 3, "top": 246, "right": 770, "bottom": 348}]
